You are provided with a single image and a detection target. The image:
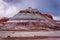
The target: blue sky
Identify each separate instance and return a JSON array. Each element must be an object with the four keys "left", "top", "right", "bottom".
[{"left": 0, "top": 0, "right": 60, "bottom": 20}]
